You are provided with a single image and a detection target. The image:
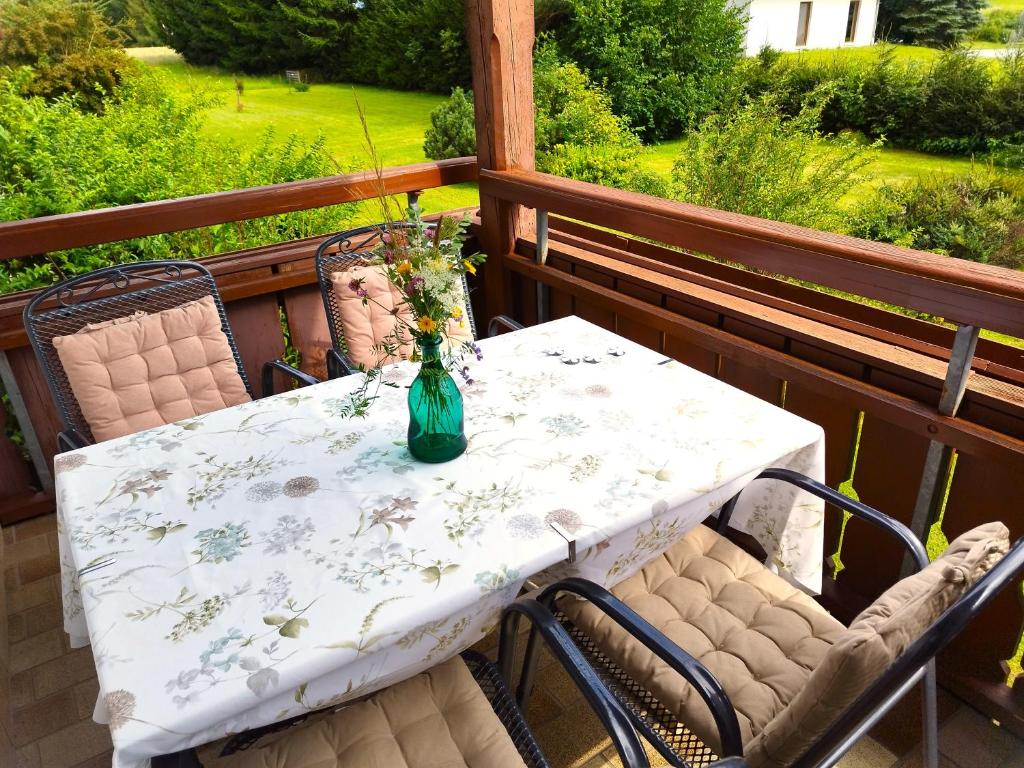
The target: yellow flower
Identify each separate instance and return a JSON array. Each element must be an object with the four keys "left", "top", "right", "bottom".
[
  {"left": 396, "top": 261, "right": 412, "bottom": 275},
  {"left": 451, "top": 305, "right": 463, "bottom": 320},
  {"left": 462, "top": 260, "right": 476, "bottom": 275},
  {"left": 416, "top": 316, "right": 438, "bottom": 333}
]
